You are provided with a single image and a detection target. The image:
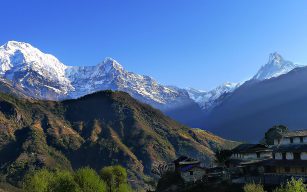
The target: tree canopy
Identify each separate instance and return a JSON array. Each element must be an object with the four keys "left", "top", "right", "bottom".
[
  {"left": 23, "top": 166, "right": 133, "bottom": 192},
  {"left": 264, "top": 125, "right": 288, "bottom": 145},
  {"left": 100, "top": 165, "right": 132, "bottom": 192}
]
